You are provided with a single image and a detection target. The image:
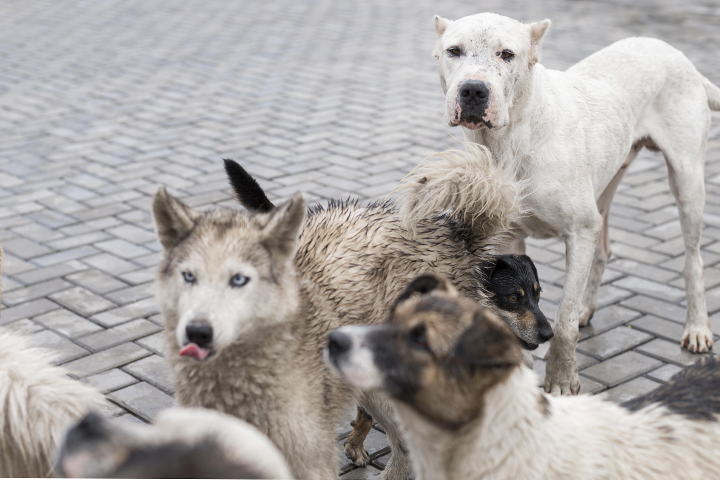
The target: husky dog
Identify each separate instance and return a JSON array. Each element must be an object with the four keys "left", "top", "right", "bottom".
[
  {"left": 57, "top": 408, "right": 291, "bottom": 478},
  {"left": 343, "top": 253, "right": 550, "bottom": 466},
  {"left": 0, "top": 331, "right": 105, "bottom": 477},
  {"left": 328, "top": 274, "right": 720, "bottom": 480},
  {"left": 151, "top": 145, "right": 533, "bottom": 480},
  {"left": 431, "top": 12, "right": 720, "bottom": 394}
]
